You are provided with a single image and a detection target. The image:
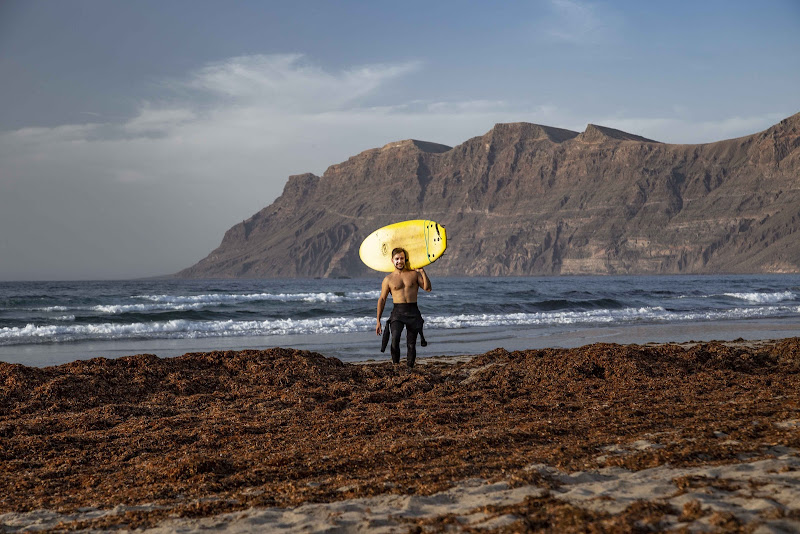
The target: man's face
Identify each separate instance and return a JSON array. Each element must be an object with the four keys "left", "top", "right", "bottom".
[{"left": 392, "top": 252, "right": 406, "bottom": 271}]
